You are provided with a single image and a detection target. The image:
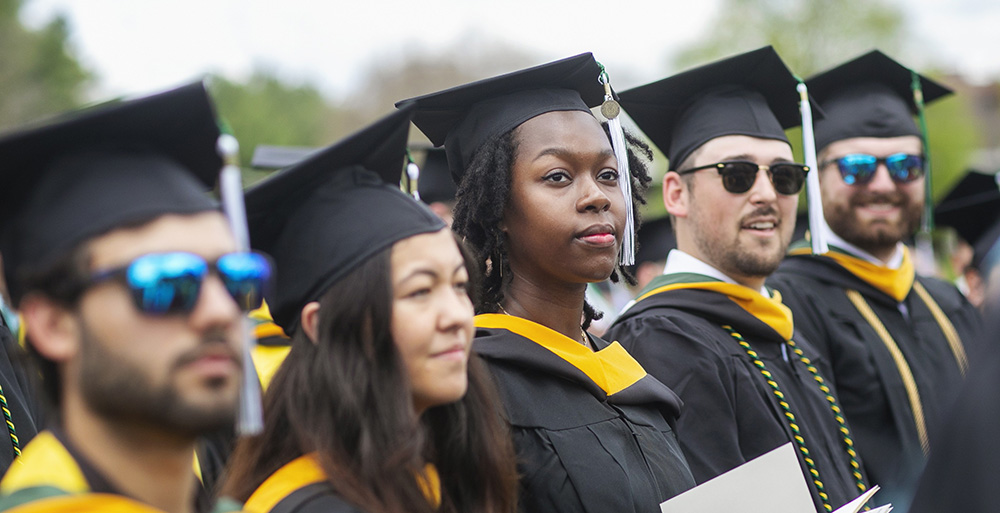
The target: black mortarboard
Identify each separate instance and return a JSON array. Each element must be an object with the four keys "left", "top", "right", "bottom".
[
  {"left": 635, "top": 217, "right": 676, "bottom": 265},
  {"left": 619, "top": 46, "right": 803, "bottom": 168},
  {"left": 245, "top": 105, "right": 446, "bottom": 332},
  {"left": 397, "top": 53, "right": 605, "bottom": 181},
  {"left": 807, "top": 50, "right": 952, "bottom": 151},
  {"left": 416, "top": 147, "right": 457, "bottom": 204},
  {"left": 0, "top": 82, "right": 222, "bottom": 305}
]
